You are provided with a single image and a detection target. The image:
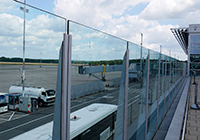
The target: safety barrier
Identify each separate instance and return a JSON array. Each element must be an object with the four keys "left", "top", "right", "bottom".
[
  {"left": 112, "top": 78, "right": 121, "bottom": 86},
  {"left": 36, "top": 102, "right": 38, "bottom": 111},
  {"left": 71, "top": 81, "right": 105, "bottom": 99},
  {"left": 27, "top": 103, "right": 31, "bottom": 114},
  {"left": 127, "top": 76, "right": 186, "bottom": 139}
]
